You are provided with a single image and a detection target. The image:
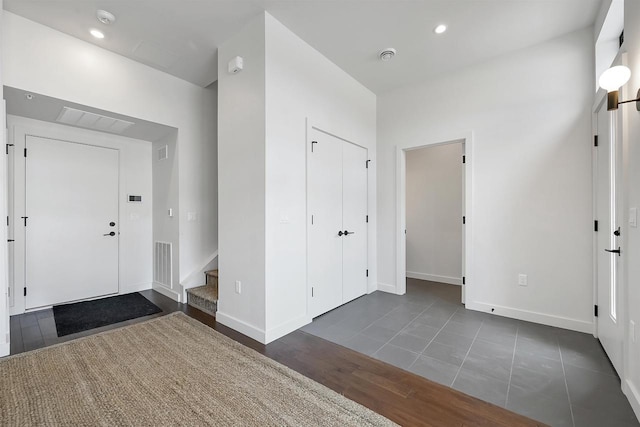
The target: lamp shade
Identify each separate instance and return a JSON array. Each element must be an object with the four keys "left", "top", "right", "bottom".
[{"left": 599, "top": 66, "right": 631, "bottom": 92}]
